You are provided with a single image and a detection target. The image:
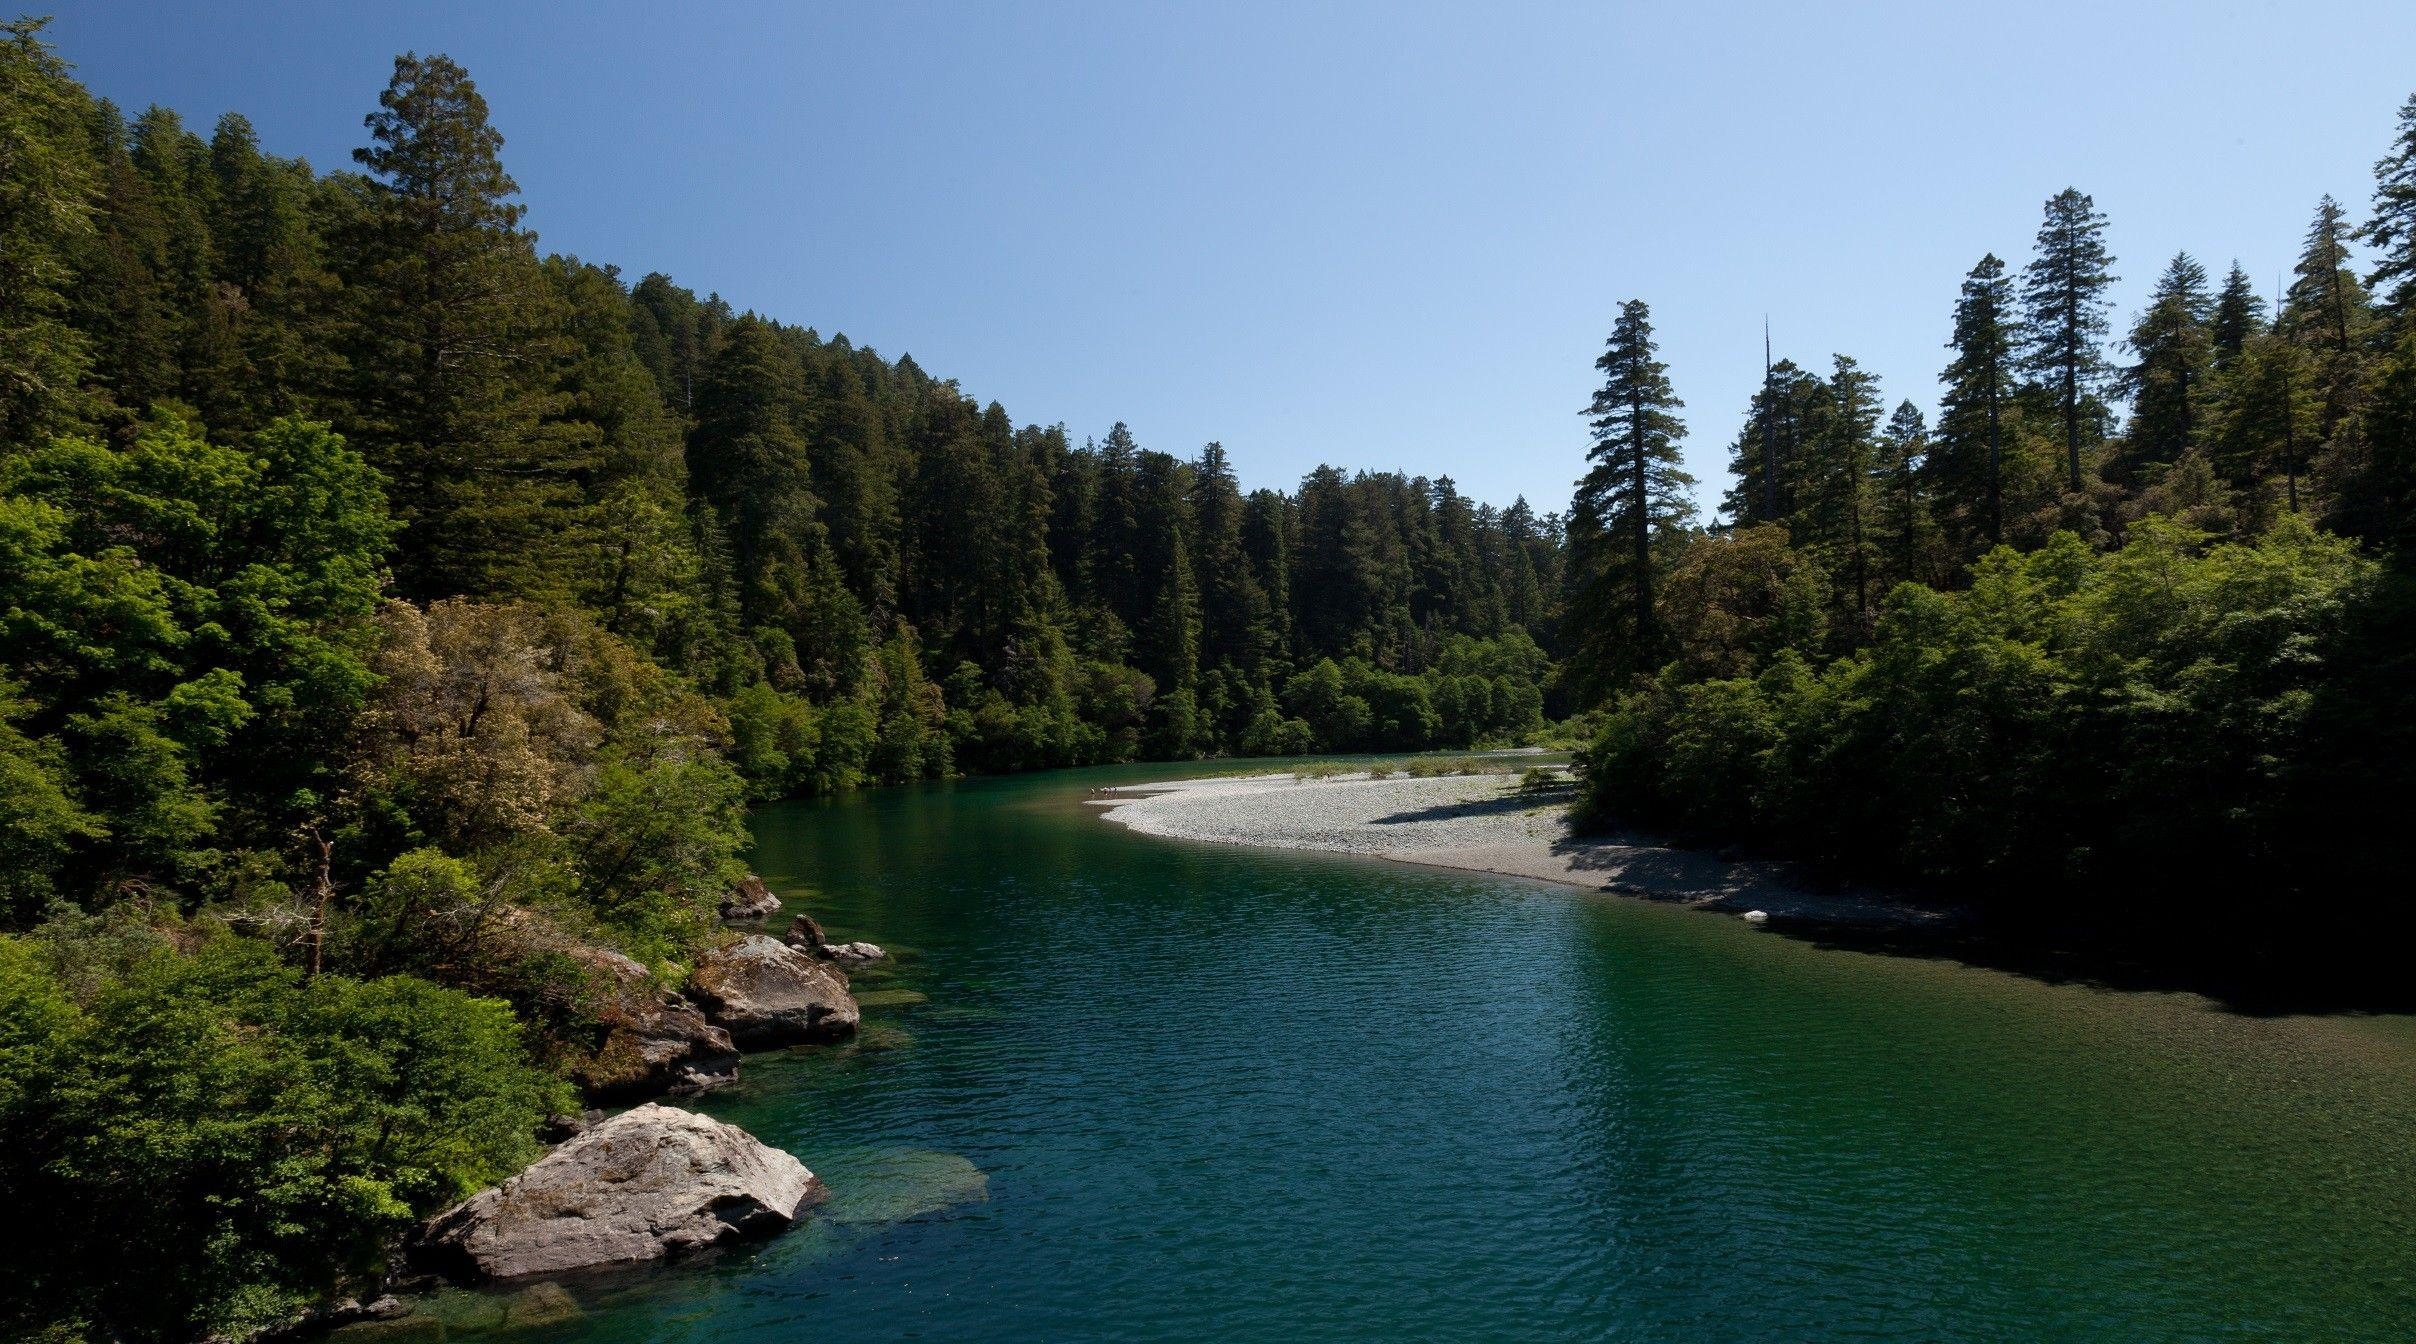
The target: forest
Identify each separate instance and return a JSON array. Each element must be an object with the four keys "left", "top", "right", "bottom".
[
  {"left": 0, "top": 19, "right": 1560, "bottom": 1342},
  {"left": 1562, "top": 114, "right": 2416, "bottom": 948},
  {"left": 7, "top": 8, "right": 2416, "bottom": 1341}
]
